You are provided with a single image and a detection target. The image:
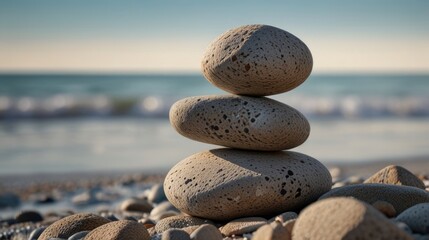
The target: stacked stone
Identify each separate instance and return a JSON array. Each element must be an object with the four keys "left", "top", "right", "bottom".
[{"left": 165, "top": 24, "right": 332, "bottom": 221}]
